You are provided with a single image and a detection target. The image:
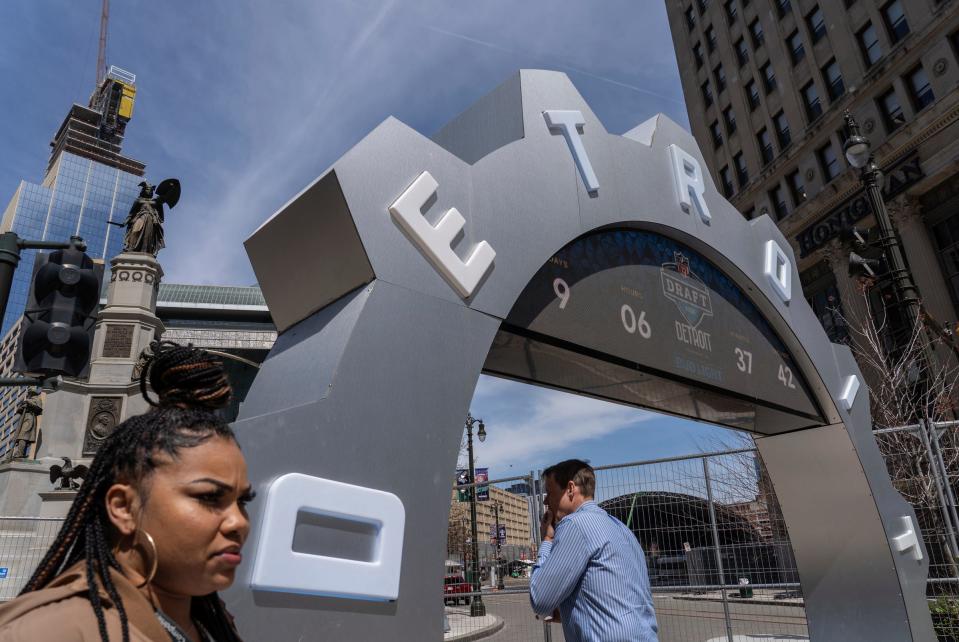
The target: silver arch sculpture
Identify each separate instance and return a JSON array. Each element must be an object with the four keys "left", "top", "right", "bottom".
[{"left": 224, "top": 70, "right": 933, "bottom": 641}]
